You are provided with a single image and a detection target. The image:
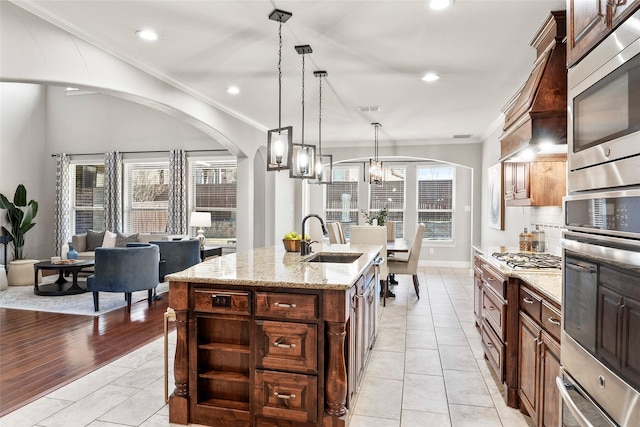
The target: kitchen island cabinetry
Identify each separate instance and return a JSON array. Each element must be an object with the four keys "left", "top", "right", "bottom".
[
  {"left": 167, "top": 244, "right": 381, "bottom": 427},
  {"left": 568, "top": 0, "right": 640, "bottom": 67},
  {"left": 504, "top": 156, "right": 566, "bottom": 207}
]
